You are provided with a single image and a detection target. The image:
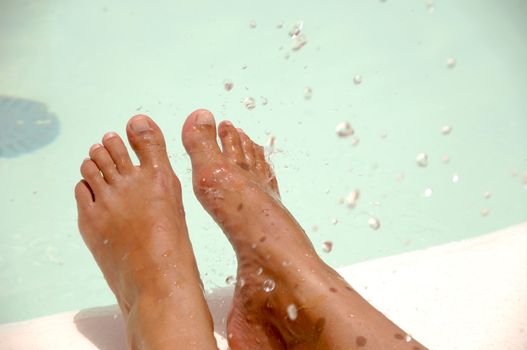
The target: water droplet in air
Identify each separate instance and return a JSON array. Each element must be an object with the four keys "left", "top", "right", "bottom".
[
  {"left": 312, "top": 225, "right": 319, "bottom": 232},
  {"left": 322, "top": 241, "right": 333, "bottom": 253},
  {"left": 452, "top": 173, "right": 460, "bottom": 183},
  {"left": 416, "top": 152, "right": 428, "bottom": 167},
  {"left": 263, "top": 279, "right": 276, "bottom": 292},
  {"left": 276, "top": 21, "right": 284, "bottom": 29},
  {"left": 243, "top": 97, "right": 256, "bottom": 110},
  {"left": 368, "top": 217, "right": 380, "bottom": 230},
  {"left": 441, "top": 125, "right": 452, "bottom": 134},
  {"left": 249, "top": 20, "right": 257, "bottom": 28},
  {"left": 353, "top": 75, "right": 362, "bottom": 85},
  {"left": 480, "top": 208, "right": 490, "bottom": 216},
  {"left": 351, "top": 136, "right": 360, "bottom": 146},
  {"left": 304, "top": 86, "right": 313, "bottom": 100},
  {"left": 292, "top": 34, "right": 308, "bottom": 51},
  {"left": 224, "top": 80, "right": 234, "bottom": 91},
  {"left": 289, "top": 21, "right": 303, "bottom": 38},
  {"left": 426, "top": 0, "right": 435, "bottom": 12},
  {"left": 446, "top": 58, "right": 457, "bottom": 69},
  {"left": 336, "top": 122, "right": 354, "bottom": 137},
  {"left": 287, "top": 304, "right": 298, "bottom": 320},
  {"left": 225, "top": 275, "right": 236, "bottom": 285},
  {"left": 424, "top": 188, "right": 433, "bottom": 197},
  {"left": 346, "top": 189, "right": 360, "bottom": 208},
  {"left": 483, "top": 191, "right": 492, "bottom": 199},
  {"left": 442, "top": 155, "right": 450, "bottom": 164},
  {"left": 260, "top": 96, "right": 268, "bottom": 105},
  {"left": 331, "top": 218, "right": 338, "bottom": 225}
]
